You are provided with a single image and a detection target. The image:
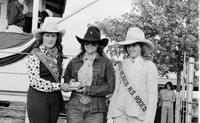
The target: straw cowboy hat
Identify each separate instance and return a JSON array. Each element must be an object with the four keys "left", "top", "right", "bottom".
[
  {"left": 118, "top": 27, "right": 154, "bottom": 53},
  {"left": 76, "top": 26, "right": 109, "bottom": 47},
  {"left": 33, "top": 17, "right": 65, "bottom": 37}
]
